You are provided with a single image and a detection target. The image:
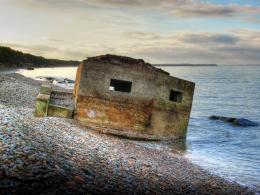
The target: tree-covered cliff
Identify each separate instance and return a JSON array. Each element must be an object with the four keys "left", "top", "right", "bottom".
[{"left": 0, "top": 46, "right": 80, "bottom": 69}]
